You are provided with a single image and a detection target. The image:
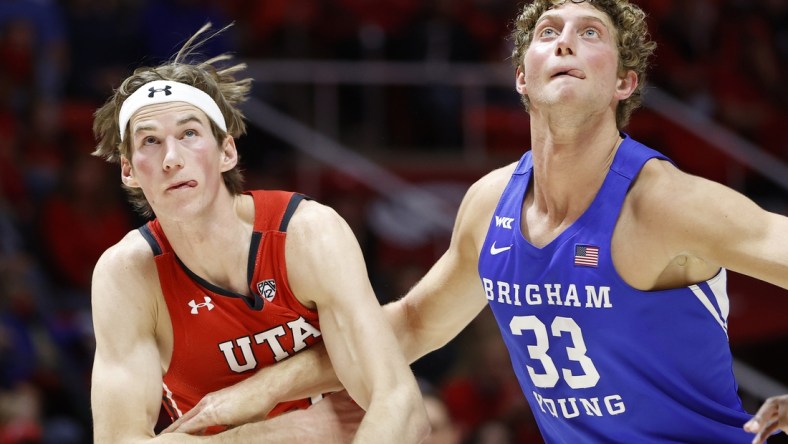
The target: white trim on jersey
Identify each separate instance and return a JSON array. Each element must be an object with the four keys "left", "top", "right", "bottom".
[
  {"left": 162, "top": 382, "right": 184, "bottom": 418},
  {"left": 689, "top": 269, "right": 730, "bottom": 336}
]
